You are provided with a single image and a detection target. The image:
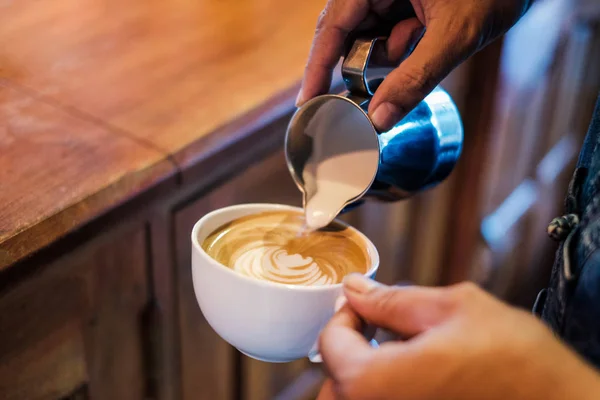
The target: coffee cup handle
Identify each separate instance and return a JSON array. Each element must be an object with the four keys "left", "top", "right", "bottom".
[{"left": 308, "top": 295, "right": 379, "bottom": 363}]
